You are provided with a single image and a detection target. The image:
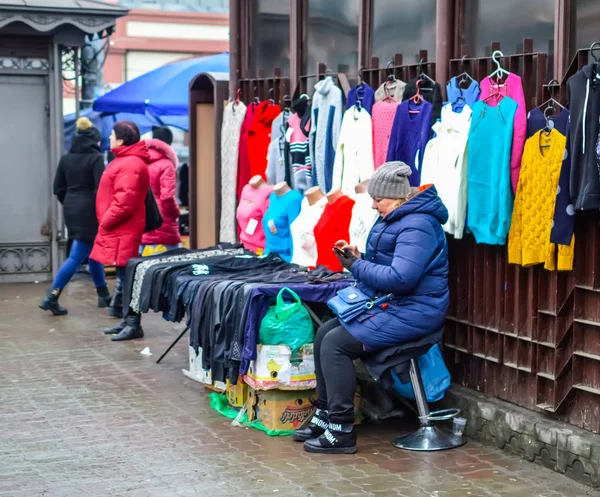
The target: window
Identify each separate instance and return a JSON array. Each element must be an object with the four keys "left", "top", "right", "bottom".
[
  {"left": 464, "top": 0, "right": 555, "bottom": 56},
  {"left": 115, "top": 0, "right": 228, "bottom": 12},
  {"left": 249, "top": 0, "right": 290, "bottom": 77},
  {"left": 372, "top": 0, "right": 436, "bottom": 65},
  {"left": 306, "top": 0, "right": 359, "bottom": 75},
  {"left": 573, "top": 0, "right": 600, "bottom": 56}
]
